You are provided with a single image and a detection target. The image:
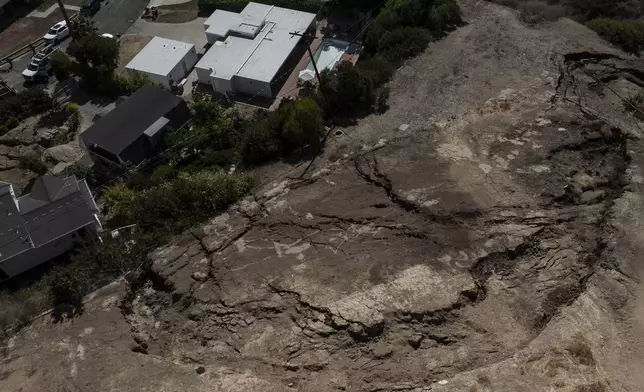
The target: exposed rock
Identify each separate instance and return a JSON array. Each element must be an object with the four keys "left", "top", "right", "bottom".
[
  {"left": 50, "top": 162, "right": 73, "bottom": 176},
  {"left": 43, "top": 143, "right": 84, "bottom": 164},
  {"left": 408, "top": 335, "right": 423, "bottom": 349},
  {"left": 0, "top": 155, "right": 18, "bottom": 170},
  {"left": 581, "top": 190, "right": 605, "bottom": 204},
  {"left": 371, "top": 343, "right": 393, "bottom": 359},
  {"left": 191, "top": 271, "right": 208, "bottom": 282}
]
